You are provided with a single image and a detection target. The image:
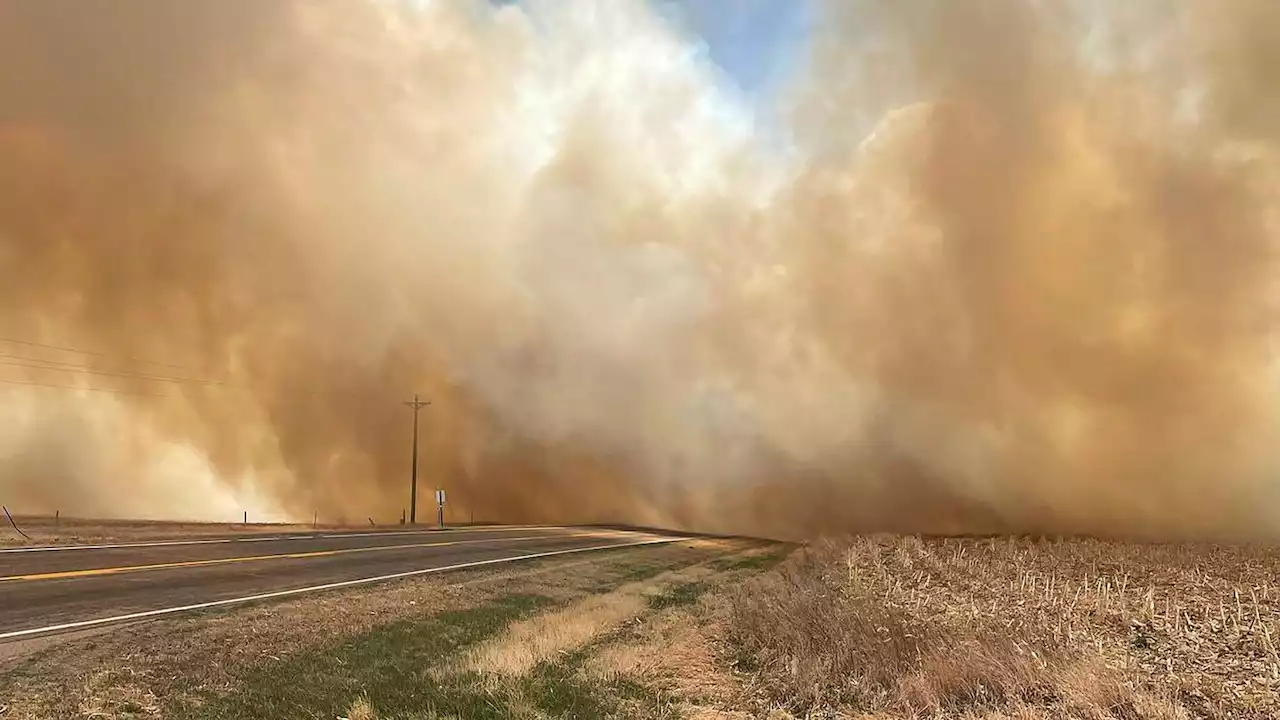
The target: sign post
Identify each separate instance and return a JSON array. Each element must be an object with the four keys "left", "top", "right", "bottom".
[{"left": 435, "top": 488, "right": 446, "bottom": 529}]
